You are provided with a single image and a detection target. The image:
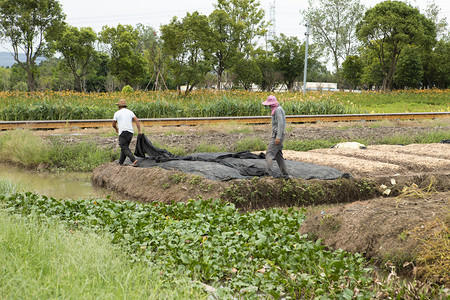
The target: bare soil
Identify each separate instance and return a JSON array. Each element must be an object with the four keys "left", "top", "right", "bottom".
[{"left": 40, "top": 119, "right": 450, "bottom": 279}]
